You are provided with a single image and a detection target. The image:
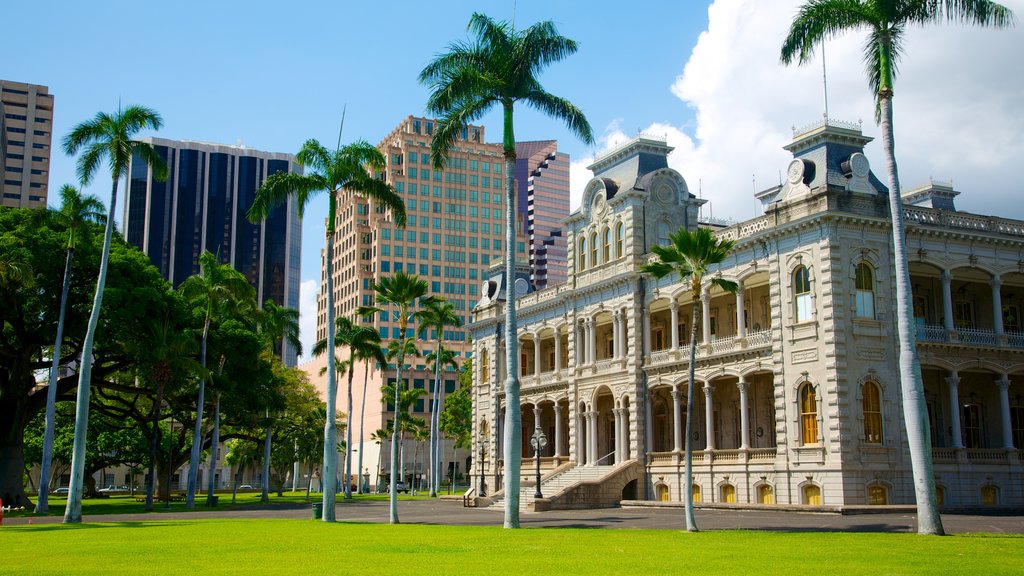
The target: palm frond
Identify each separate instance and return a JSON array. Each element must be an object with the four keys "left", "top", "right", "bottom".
[
  {"left": 248, "top": 171, "right": 325, "bottom": 222},
  {"left": 524, "top": 87, "right": 594, "bottom": 145},
  {"left": 780, "top": 0, "right": 876, "bottom": 64}
]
